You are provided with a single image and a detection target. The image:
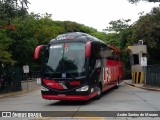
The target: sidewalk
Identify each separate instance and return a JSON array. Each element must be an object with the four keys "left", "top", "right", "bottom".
[
  {"left": 123, "top": 80, "right": 160, "bottom": 91},
  {"left": 0, "top": 80, "right": 41, "bottom": 99}
]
